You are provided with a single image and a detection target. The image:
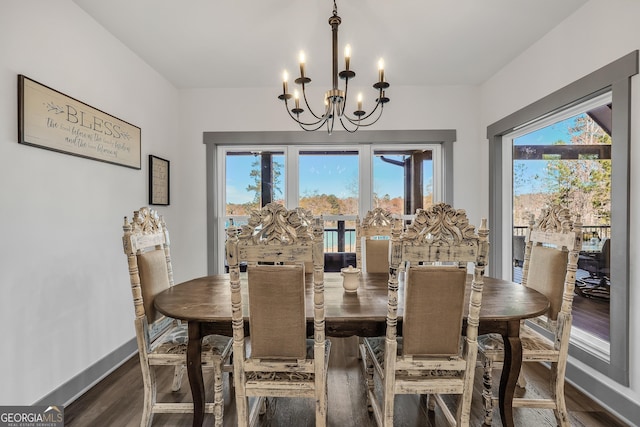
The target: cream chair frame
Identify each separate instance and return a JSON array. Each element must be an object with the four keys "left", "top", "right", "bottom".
[
  {"left": 355, "top": 207, "right": 395, "bottom": 273},
  {"left": 362, "top": 203, "right": 489, "bottom": 427},
  {"left": 355, "top": 207, "right": 395, "bottom": 367},
  {"left": 122, "top": 207, "right": 232, "bottom": 427},
  {"left": 225, "top": 202, "right": 329, "bottom": 427},
  {"left": 478, "top": 205, "right": 582, "bottom": 426}
]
